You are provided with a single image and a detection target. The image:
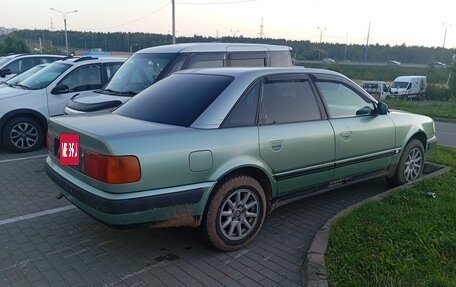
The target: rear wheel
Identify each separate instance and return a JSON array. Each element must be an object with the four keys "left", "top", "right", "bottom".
[
  {"left": 2, "top": 117, "right": 44, "bottom": 153},
  {"left": 387, "top": 139, "right": 424, "bottom": 187},
  {"left": 203, "top": 175, "right": 267, "bottom": 251}
]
